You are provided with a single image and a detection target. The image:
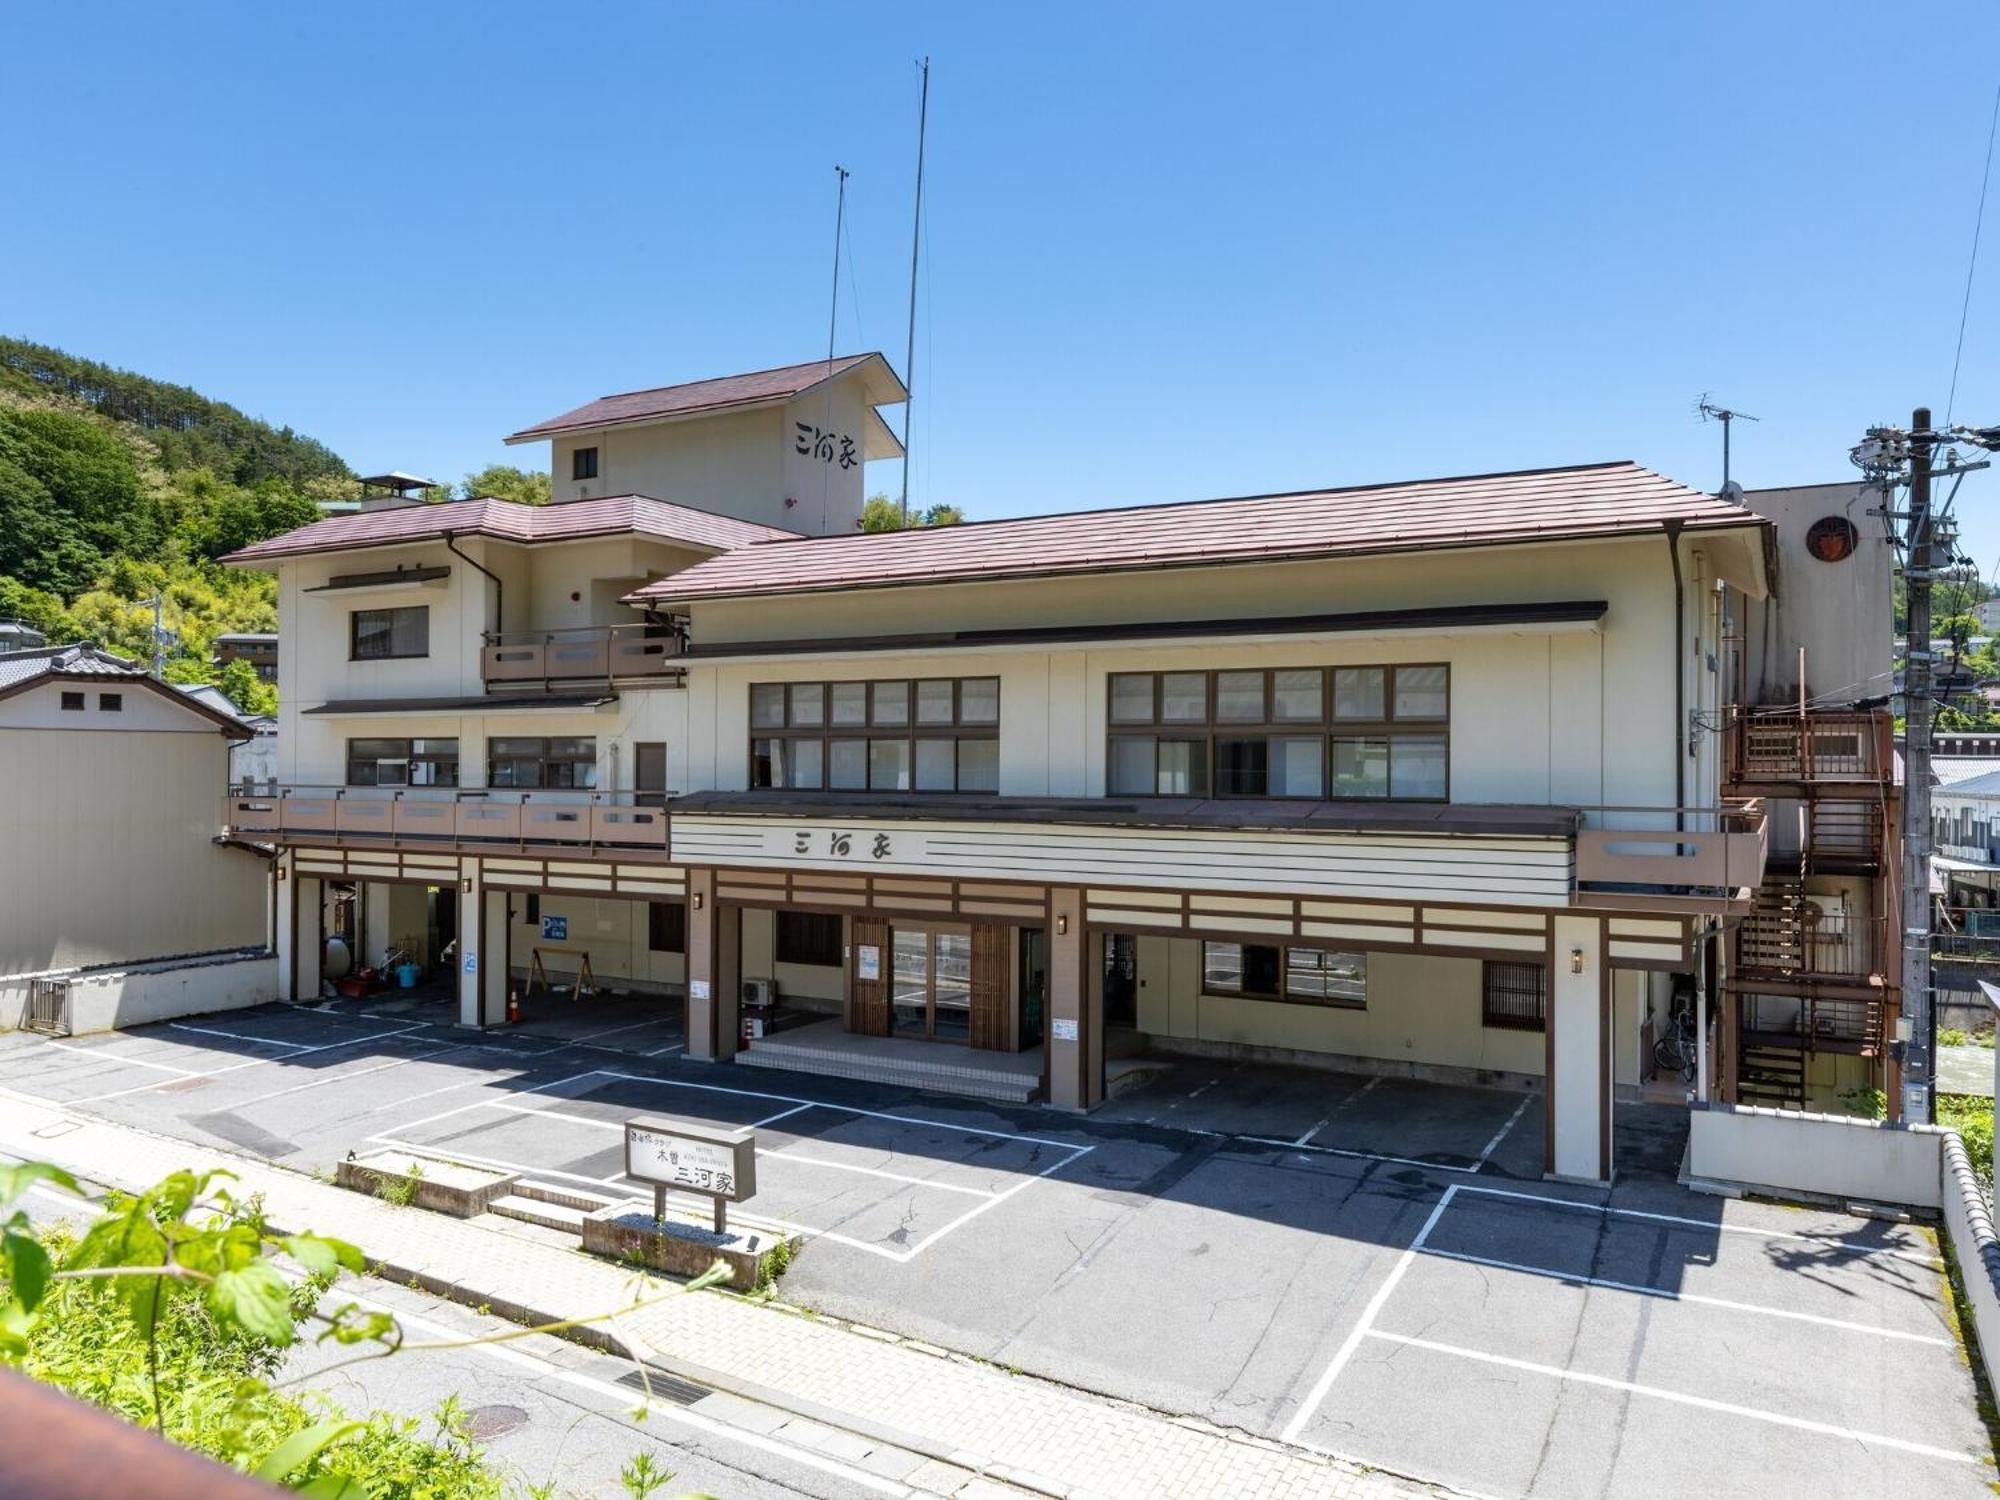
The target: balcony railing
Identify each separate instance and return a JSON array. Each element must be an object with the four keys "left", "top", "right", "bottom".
[
  {"left": 1738, "top": 991, "right": 1886, "bottom": 1055},
  {"left": 1738, "top": 908, "right": 1886, "bottom": 982},
  {"left": 224, "top": 785, "right": 671, "bottom": 853},
  {"left": 1572, "top": 802, "right": 1768, "bottom": 898},
  {"left": 480, "top": 624, "right": 684, "bottom": 691},
  {"left": 1726, "top": 709, "right": 1892, "bottom": 786}
]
